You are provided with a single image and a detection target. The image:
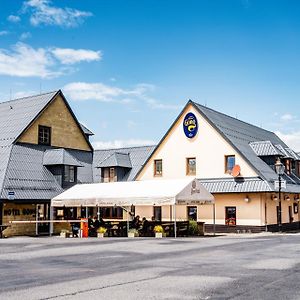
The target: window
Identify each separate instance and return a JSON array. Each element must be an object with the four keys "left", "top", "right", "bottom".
[
  {"left": 38, "top": 125, "right": 51, "bottom": 145},
  {"left": 285, "top": 159, "right": 291, "bottom": 175},
  {"left": 186, "top": 158, "right": 196, "bottom": 175},
  {"left": 154, "top": 159, "right": 163, "bottom": 176},
  {"left": 109, "top": 167, "right": 115, "bottom": 182},
  {"left": 296, "top": 162, "right": 300, "bottom": 177},
  {"left": 100, "top": 207, "right": 123, "bottom": 219},
  {"left": 225, "top": 207, "right": 236, "bottom": 226},
  {"left": 64, "top": 165, "right": 75, "bottom": 183},
  {"left": 225, "top": 155, "right": 235, "bottom": 174},
  {"left": 187, "top": 206, "right": 197, "bottom": 221},
  {"left": 153, "top": 206, "right": 162, "bottom": 221}
]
